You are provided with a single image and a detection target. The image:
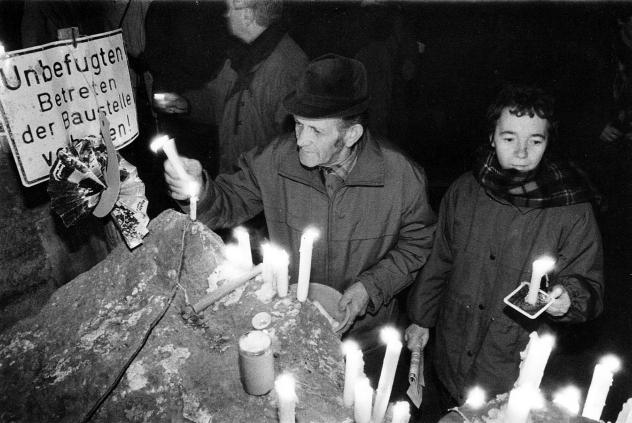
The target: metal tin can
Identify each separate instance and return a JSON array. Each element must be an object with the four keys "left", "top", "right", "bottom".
[{"left": 238, "top": 330, "right": 274, "bottom": 395}]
